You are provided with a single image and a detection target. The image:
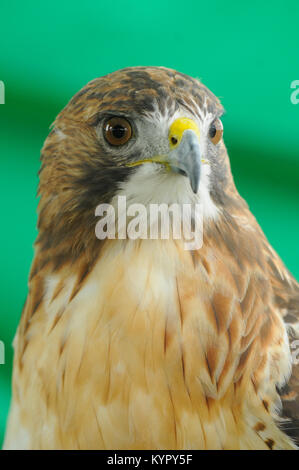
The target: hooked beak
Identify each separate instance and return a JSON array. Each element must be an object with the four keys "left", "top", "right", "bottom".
[
  {"left": 167, "top": 117, "right": 201, "bottom": 194},
  {"left": 168, "top": 128, "right": 201, "bottom": 194},
  {"left": 126, "top": 117, "right": 202, "bottom": 194}
]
